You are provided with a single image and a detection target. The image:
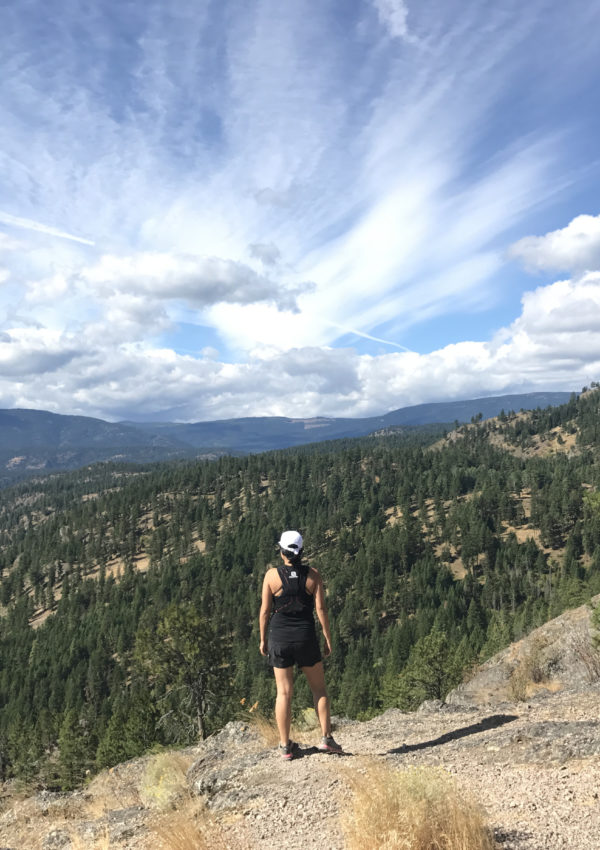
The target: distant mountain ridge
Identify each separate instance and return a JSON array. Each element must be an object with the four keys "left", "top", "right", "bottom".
[
  {"left": 120, "top": 392, "right": 574, "bottom": 450},
  {"left": 0, "top": 392, "right": 574, "bottom": 482}
]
